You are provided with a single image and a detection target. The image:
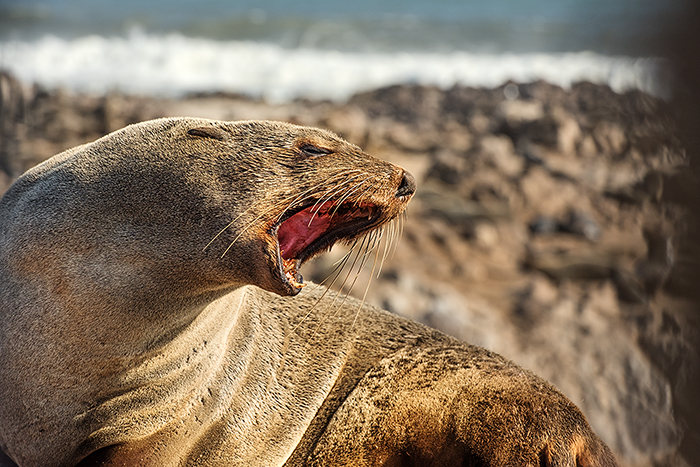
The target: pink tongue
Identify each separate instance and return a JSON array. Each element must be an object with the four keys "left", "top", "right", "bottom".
[{"left": 278, "top": 205, "right": 333, "bottom": 259}]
